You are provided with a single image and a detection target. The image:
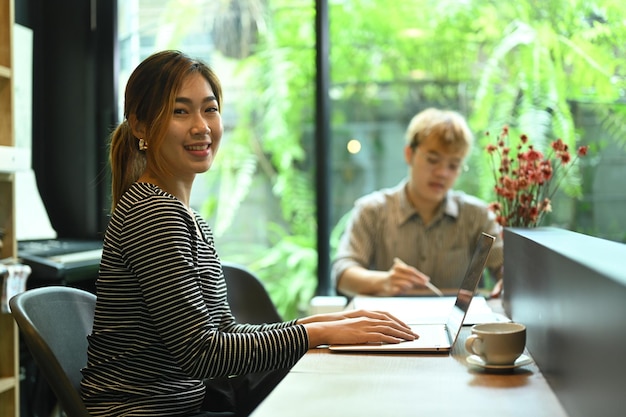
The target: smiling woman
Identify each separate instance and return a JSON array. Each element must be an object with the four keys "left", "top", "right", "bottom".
[{"left": 80, "top": 50, "right": 418, "bottom": 417}]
